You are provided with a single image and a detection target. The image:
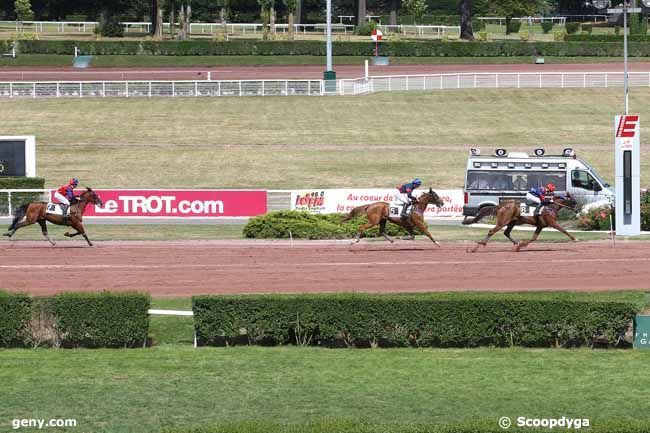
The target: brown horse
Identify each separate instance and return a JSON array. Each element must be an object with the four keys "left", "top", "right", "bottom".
[
  {"left": 3, "top": 188, "right": 104, "bottom": 246},
  {"left": 342, "top": 187, "right": 445, "bottom": 246},
  {"left": 462, "top": 193, "right": 578, "bottom": 252}
]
